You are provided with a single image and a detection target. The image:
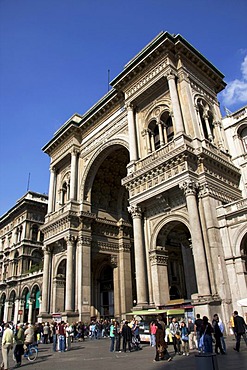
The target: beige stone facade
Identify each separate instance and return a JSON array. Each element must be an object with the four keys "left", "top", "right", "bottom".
[
  {"left": 0, "top": 192, "right": 48, "bottom": 323},
  {"left": 2, "top": 32, "right": 246, "bottom": 327}
]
